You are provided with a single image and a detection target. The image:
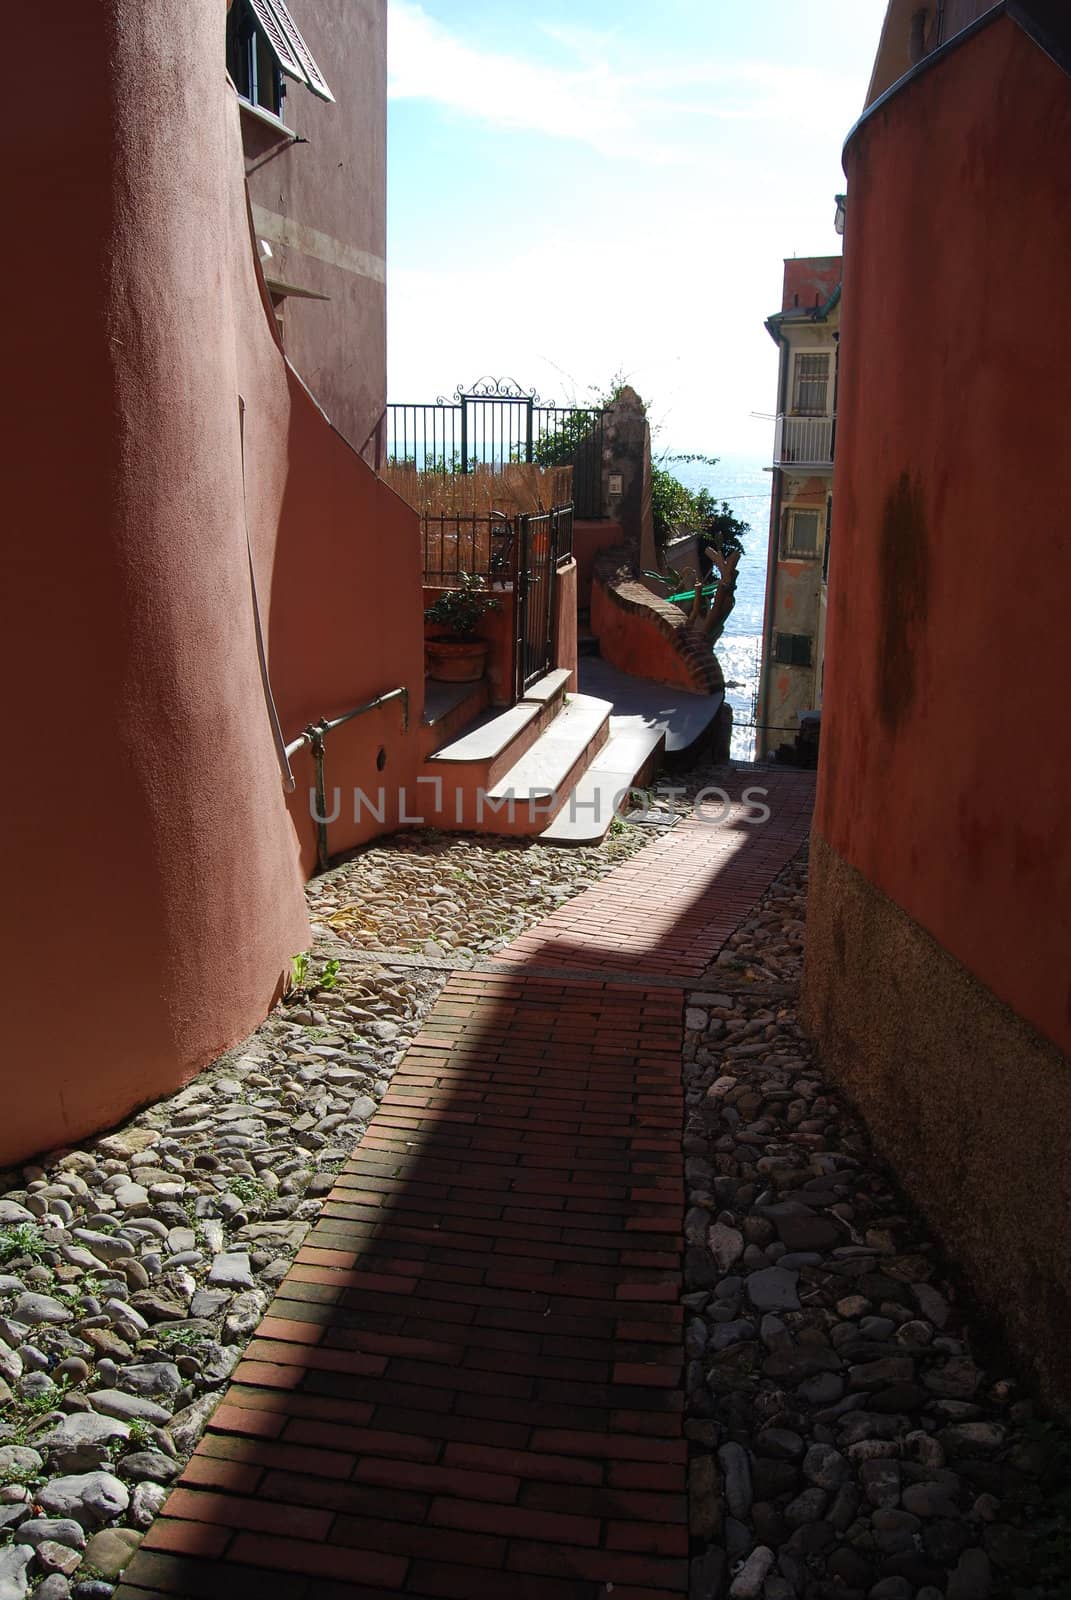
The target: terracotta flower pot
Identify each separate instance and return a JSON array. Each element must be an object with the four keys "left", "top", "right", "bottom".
[{"left": 425, "top": 635, "right": 488, "bottom": 683}]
